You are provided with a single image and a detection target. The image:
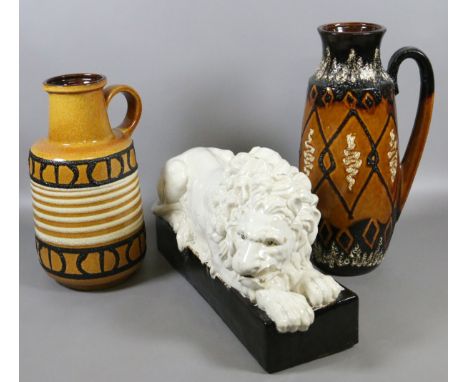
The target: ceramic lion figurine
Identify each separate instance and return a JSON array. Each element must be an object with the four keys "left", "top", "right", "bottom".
[{"left": 153, "top": 147, "right": 343, "bottom": 333}]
